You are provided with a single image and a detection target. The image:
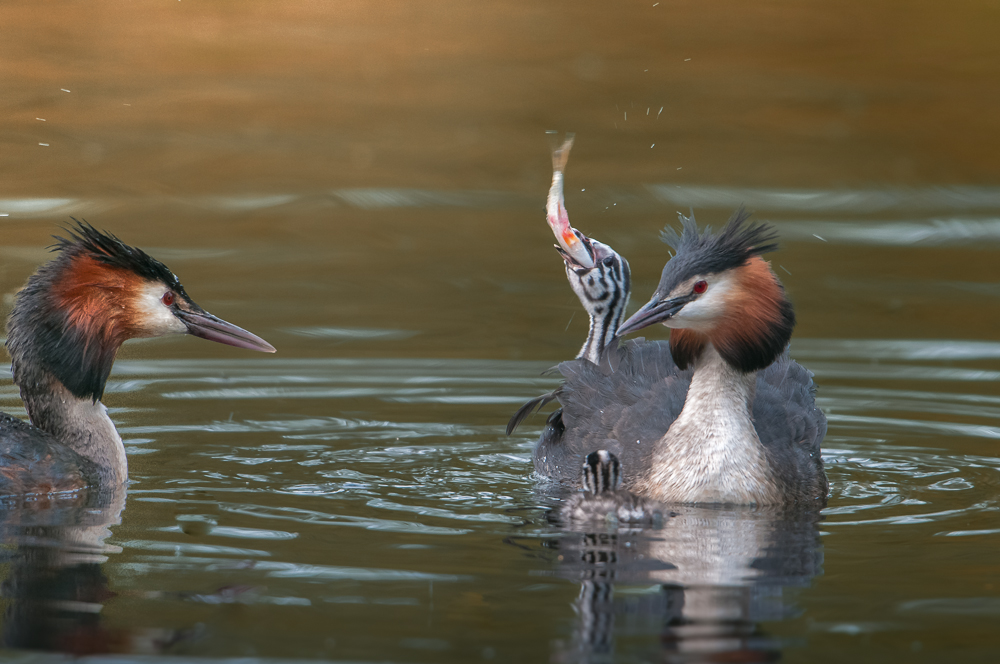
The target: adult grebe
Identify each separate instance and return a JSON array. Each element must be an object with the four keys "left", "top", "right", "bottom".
[
  {"left": 0, "top": 222, "right": 275, "bottom": 497},
  {"left": 509, "top": 141, "right": 827, "bottom": 505}
]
